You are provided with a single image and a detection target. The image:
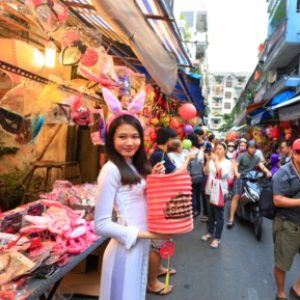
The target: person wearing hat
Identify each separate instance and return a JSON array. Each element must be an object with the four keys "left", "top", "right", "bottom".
[
  {"left": 227, "top": 140, "right": 272, "bottom": 228},
  {"left": 272, "top": 138, "right": 300, "bottom": 300}
]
